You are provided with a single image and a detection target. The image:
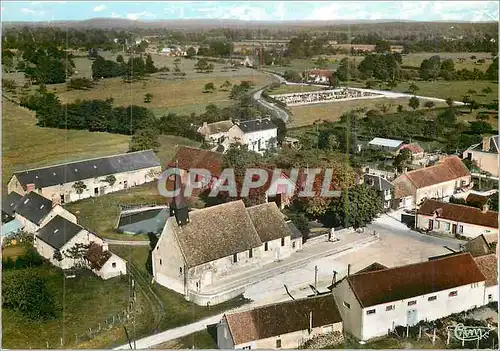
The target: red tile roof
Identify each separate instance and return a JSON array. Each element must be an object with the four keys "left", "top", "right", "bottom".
[
  {"left": 225, "top": 294, "right": 342, "bottom": 345},
  {"left": 169, "top": 146, "right": 223, "bottom": 177},
  {"left": 347, "top": 253, "right": 486, "bottom": 307},
  {"left": 393, "top": 156, "right": 470, "bottom": 198},
  {"left": 418, "top": 199, "right": 498, "bottom": 228},
  {"left": 305, "top": 69, "right": 333, "bottom": 78},
  {"left": 399, "top": 143, "right": 424, "bottom": 154},
  {"left": 474, "top": 254, "right": 498, "bottom": 287}
]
